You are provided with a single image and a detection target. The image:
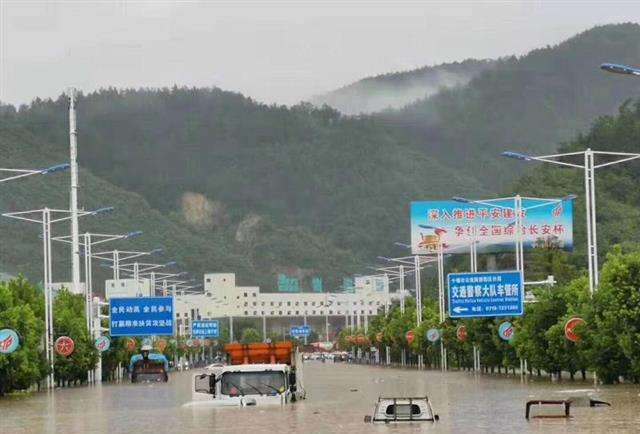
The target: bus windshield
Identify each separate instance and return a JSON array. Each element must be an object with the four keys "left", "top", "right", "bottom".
[{"left": 220, "top": 371, "right": 286, "bottom": 396}]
